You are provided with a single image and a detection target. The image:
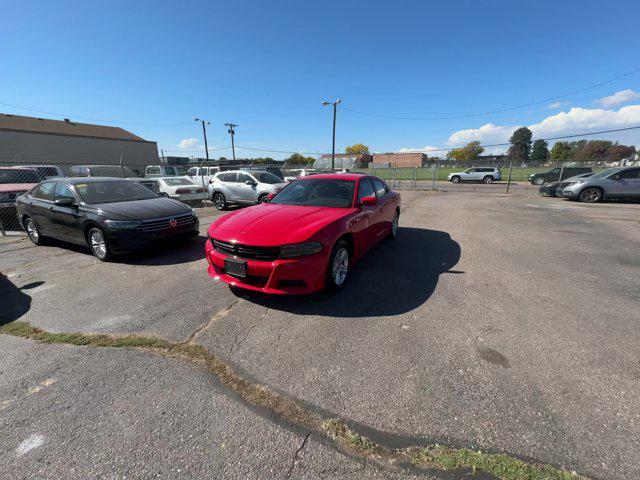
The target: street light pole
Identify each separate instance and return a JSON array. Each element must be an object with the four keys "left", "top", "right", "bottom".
[
  {"left": 322, "top": 99, "right": 341, "bottom": 170},
  {"left": 195, "top": 118, "right": 210, "bottom": 161},
  {"left": 225, "top": 123, "right": 238, "bottom": 162}
]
